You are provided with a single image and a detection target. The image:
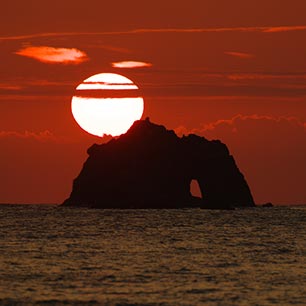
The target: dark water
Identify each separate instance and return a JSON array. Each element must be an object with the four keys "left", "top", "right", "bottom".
[{"left": 0, "top": 205, "right": 305, "bottom": 305}]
